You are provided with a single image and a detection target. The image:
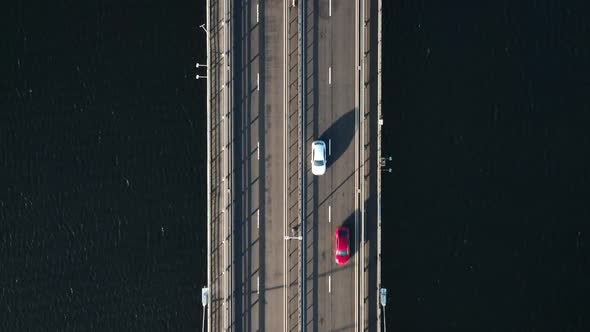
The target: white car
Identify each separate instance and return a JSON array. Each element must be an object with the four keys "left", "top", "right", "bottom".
[{"left": 311, "top": 140, "right": 327, "bottom": 175}]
